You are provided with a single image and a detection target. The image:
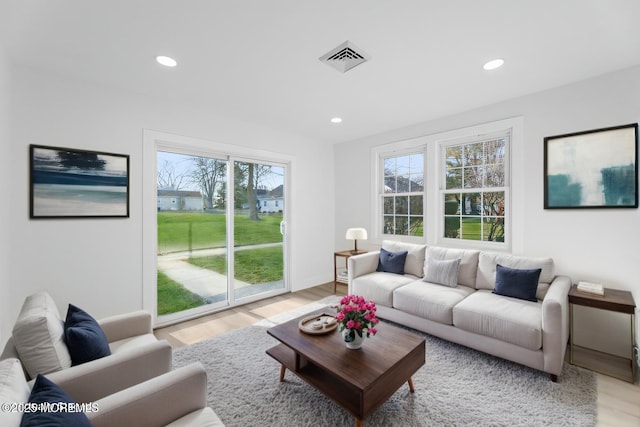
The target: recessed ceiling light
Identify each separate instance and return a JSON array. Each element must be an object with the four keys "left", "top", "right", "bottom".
[
  {"left": 483, "top": 58, "right": 504, "bottom": 71},
  {"left": 330, "top": 117, "right": 343, "bottom": 124},
  {"left": 156, "top": 55, "right": 177, "bottom": 67}
]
